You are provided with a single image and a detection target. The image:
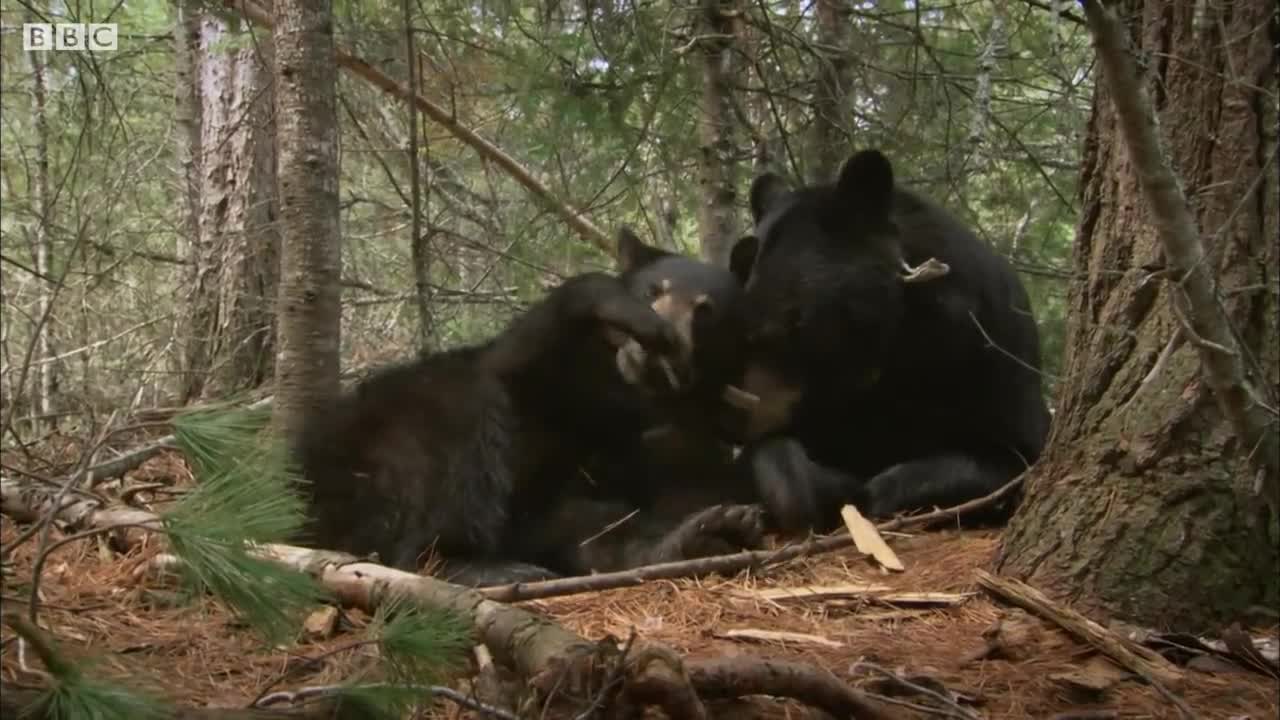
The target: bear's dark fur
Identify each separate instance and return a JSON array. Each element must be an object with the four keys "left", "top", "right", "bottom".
[
  {"left": 296, "top": 229, "right": 762, "bottom": 586},
  {"left": 726, "top": 149, "right": 1052, "bottom": 531}
]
